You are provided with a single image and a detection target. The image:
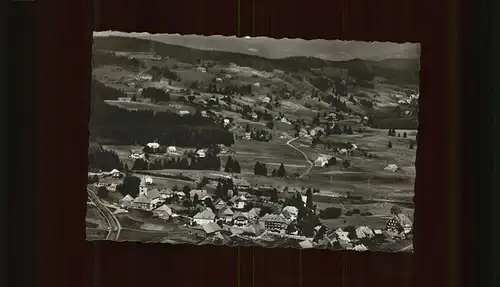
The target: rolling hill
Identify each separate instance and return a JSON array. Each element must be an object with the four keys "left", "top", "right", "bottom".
[{"left": 93, "top": 36, "right": 420, "bottom": 86}]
